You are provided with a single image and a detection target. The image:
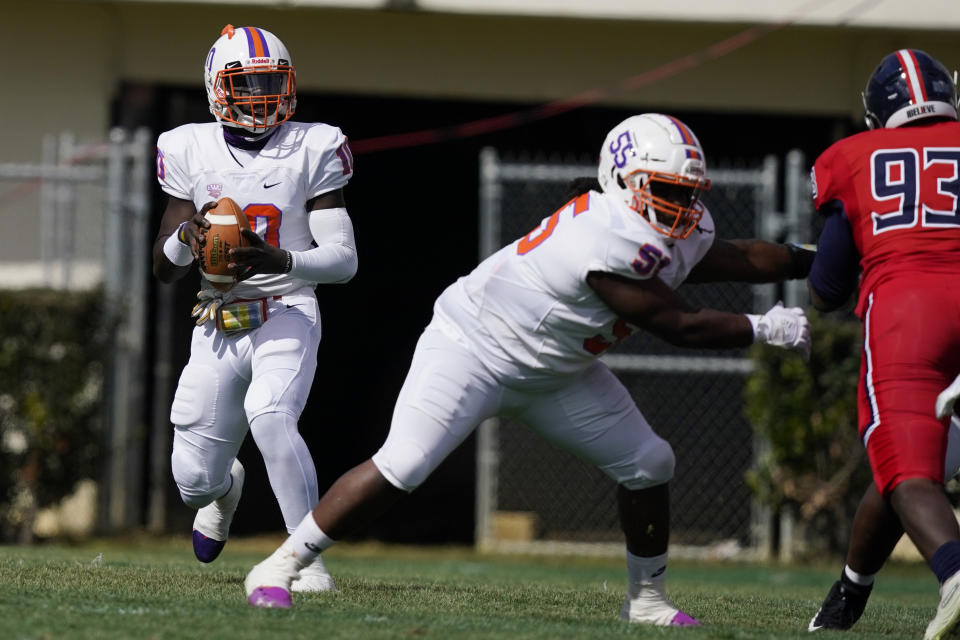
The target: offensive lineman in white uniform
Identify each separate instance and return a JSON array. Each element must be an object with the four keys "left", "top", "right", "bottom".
[
  {"left": 243, "top": 113, "right": 813, "bottom": 624},
  {"left": 151, "top": 25, "right": 357, "bottom": 591}
]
